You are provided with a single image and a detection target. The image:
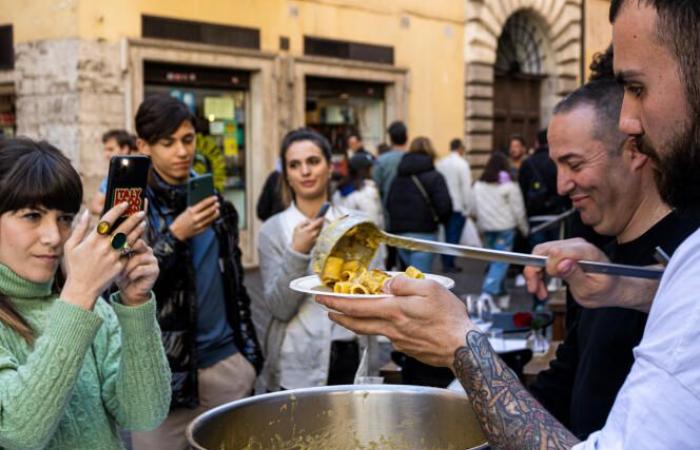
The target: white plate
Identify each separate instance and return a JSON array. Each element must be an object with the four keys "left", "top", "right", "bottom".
[{"left": 289, "top": 271, "right": 455, "bottom": 299}]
